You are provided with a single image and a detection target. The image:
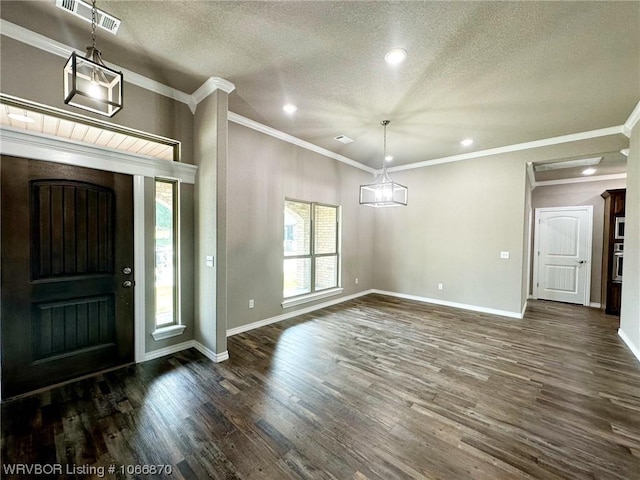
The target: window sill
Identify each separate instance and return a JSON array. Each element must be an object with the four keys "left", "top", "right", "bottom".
[
  {"left": 282, "top": 287, "right": 344, "bottom": 309},
  {"left": 151, "top": 324, "right": 187, "bottom": 341}
]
